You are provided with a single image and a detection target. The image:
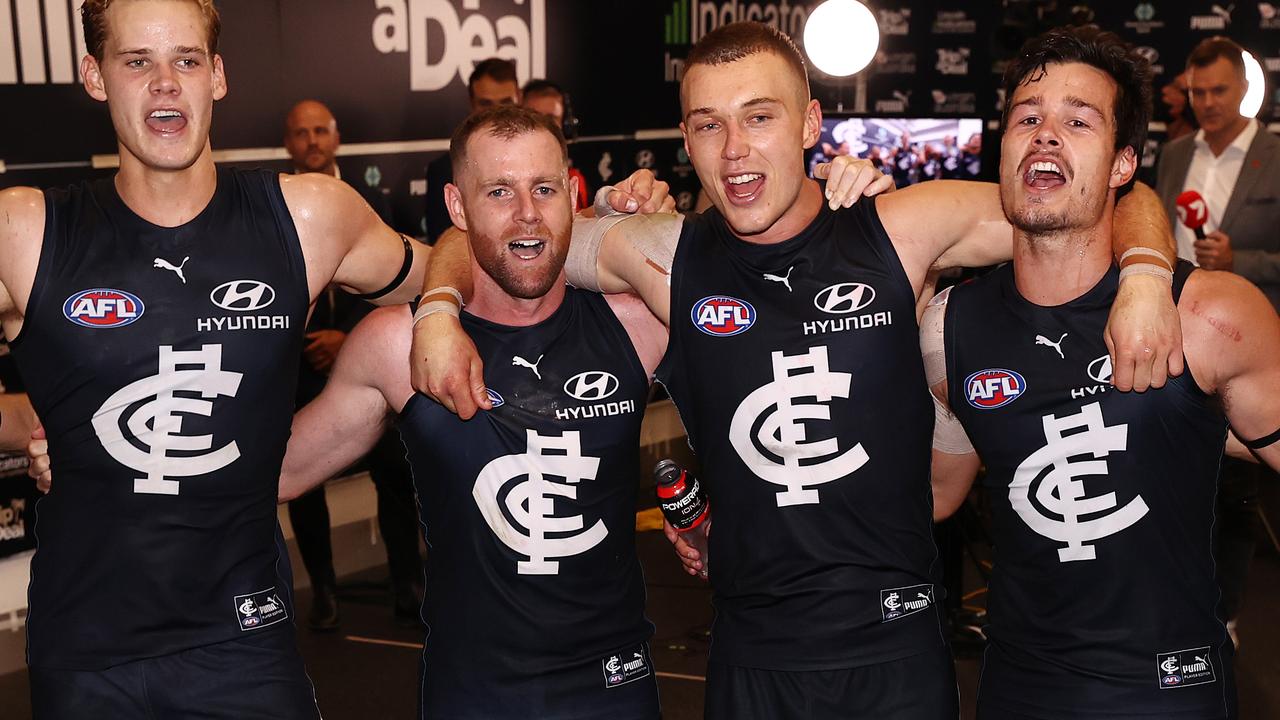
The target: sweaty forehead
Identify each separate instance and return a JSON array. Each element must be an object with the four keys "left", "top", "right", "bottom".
[
  {"left": 681, "top": 51, "right": 807, "bottom": 115},
  {"left": 106, "top": 0, "right": 210, "bottom": 52},
  {"left": 1014, "top": 62, "right": 1116, "bottom": 108},
  {"left": 460, "top": 130, "right": 565, "bottom": 182}
]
